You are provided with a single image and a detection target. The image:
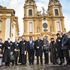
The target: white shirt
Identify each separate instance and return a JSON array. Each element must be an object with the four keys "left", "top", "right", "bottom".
[{"left": 30, "top": 40, "right": 32, "bottom": 44}]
